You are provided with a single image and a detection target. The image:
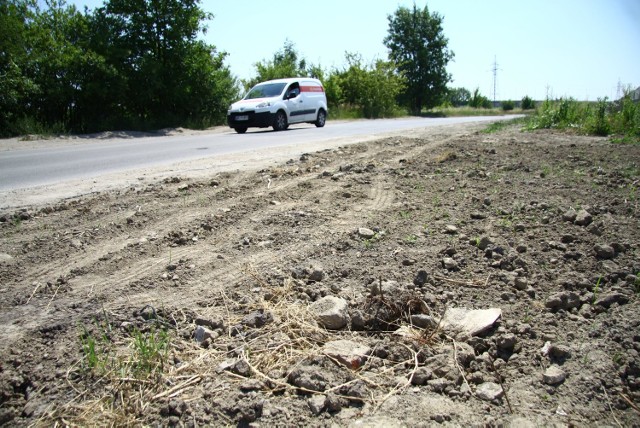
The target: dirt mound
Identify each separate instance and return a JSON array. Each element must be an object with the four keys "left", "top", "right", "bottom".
[{"left": 0, "top": 124, "right": 639, "bottom": 426}]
